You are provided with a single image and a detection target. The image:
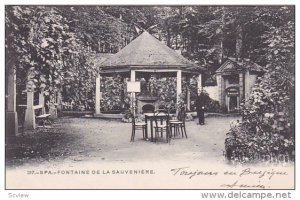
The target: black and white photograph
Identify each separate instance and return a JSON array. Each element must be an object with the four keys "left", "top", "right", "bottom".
[{"left": 4, "top": 3, "right": 295, "bottom": 191}]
